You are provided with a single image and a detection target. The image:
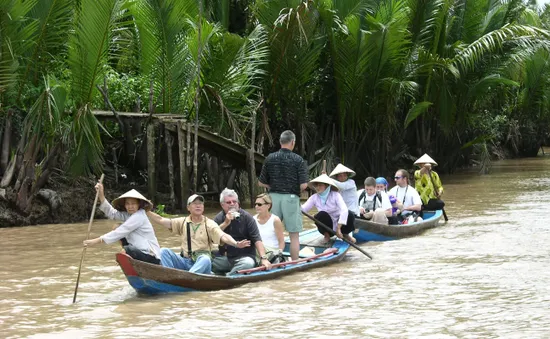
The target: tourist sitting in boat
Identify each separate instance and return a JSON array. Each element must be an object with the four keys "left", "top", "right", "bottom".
[
  {"left": 388, "top": 169, "right": 423, "bottom": 222},
  {"left": 213, "top": 188, "right": 272, "bottom": 275},
  {"left": 375, "top": 177, "right": 389, "bottom": 192},
  {"left": 83, "top": 183, "right": 161, "bottom": 265},
  {"left": 358, "top": 177, "right": 392, "bottom": 224},
  {"left": 329, "top": 163, "right": 359, "bottom": 216},
  {"left": 301, "top": 174, "right": 356, "bottom": 243},
  {"left": 253, "top": 193, "right": 285, "bottom": 262},
  {"left": 414, "top": 153, "right": 445, "bottom": 211},
  {"left": 147, "top": 194, "right": 249, "bottom": 274}
]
